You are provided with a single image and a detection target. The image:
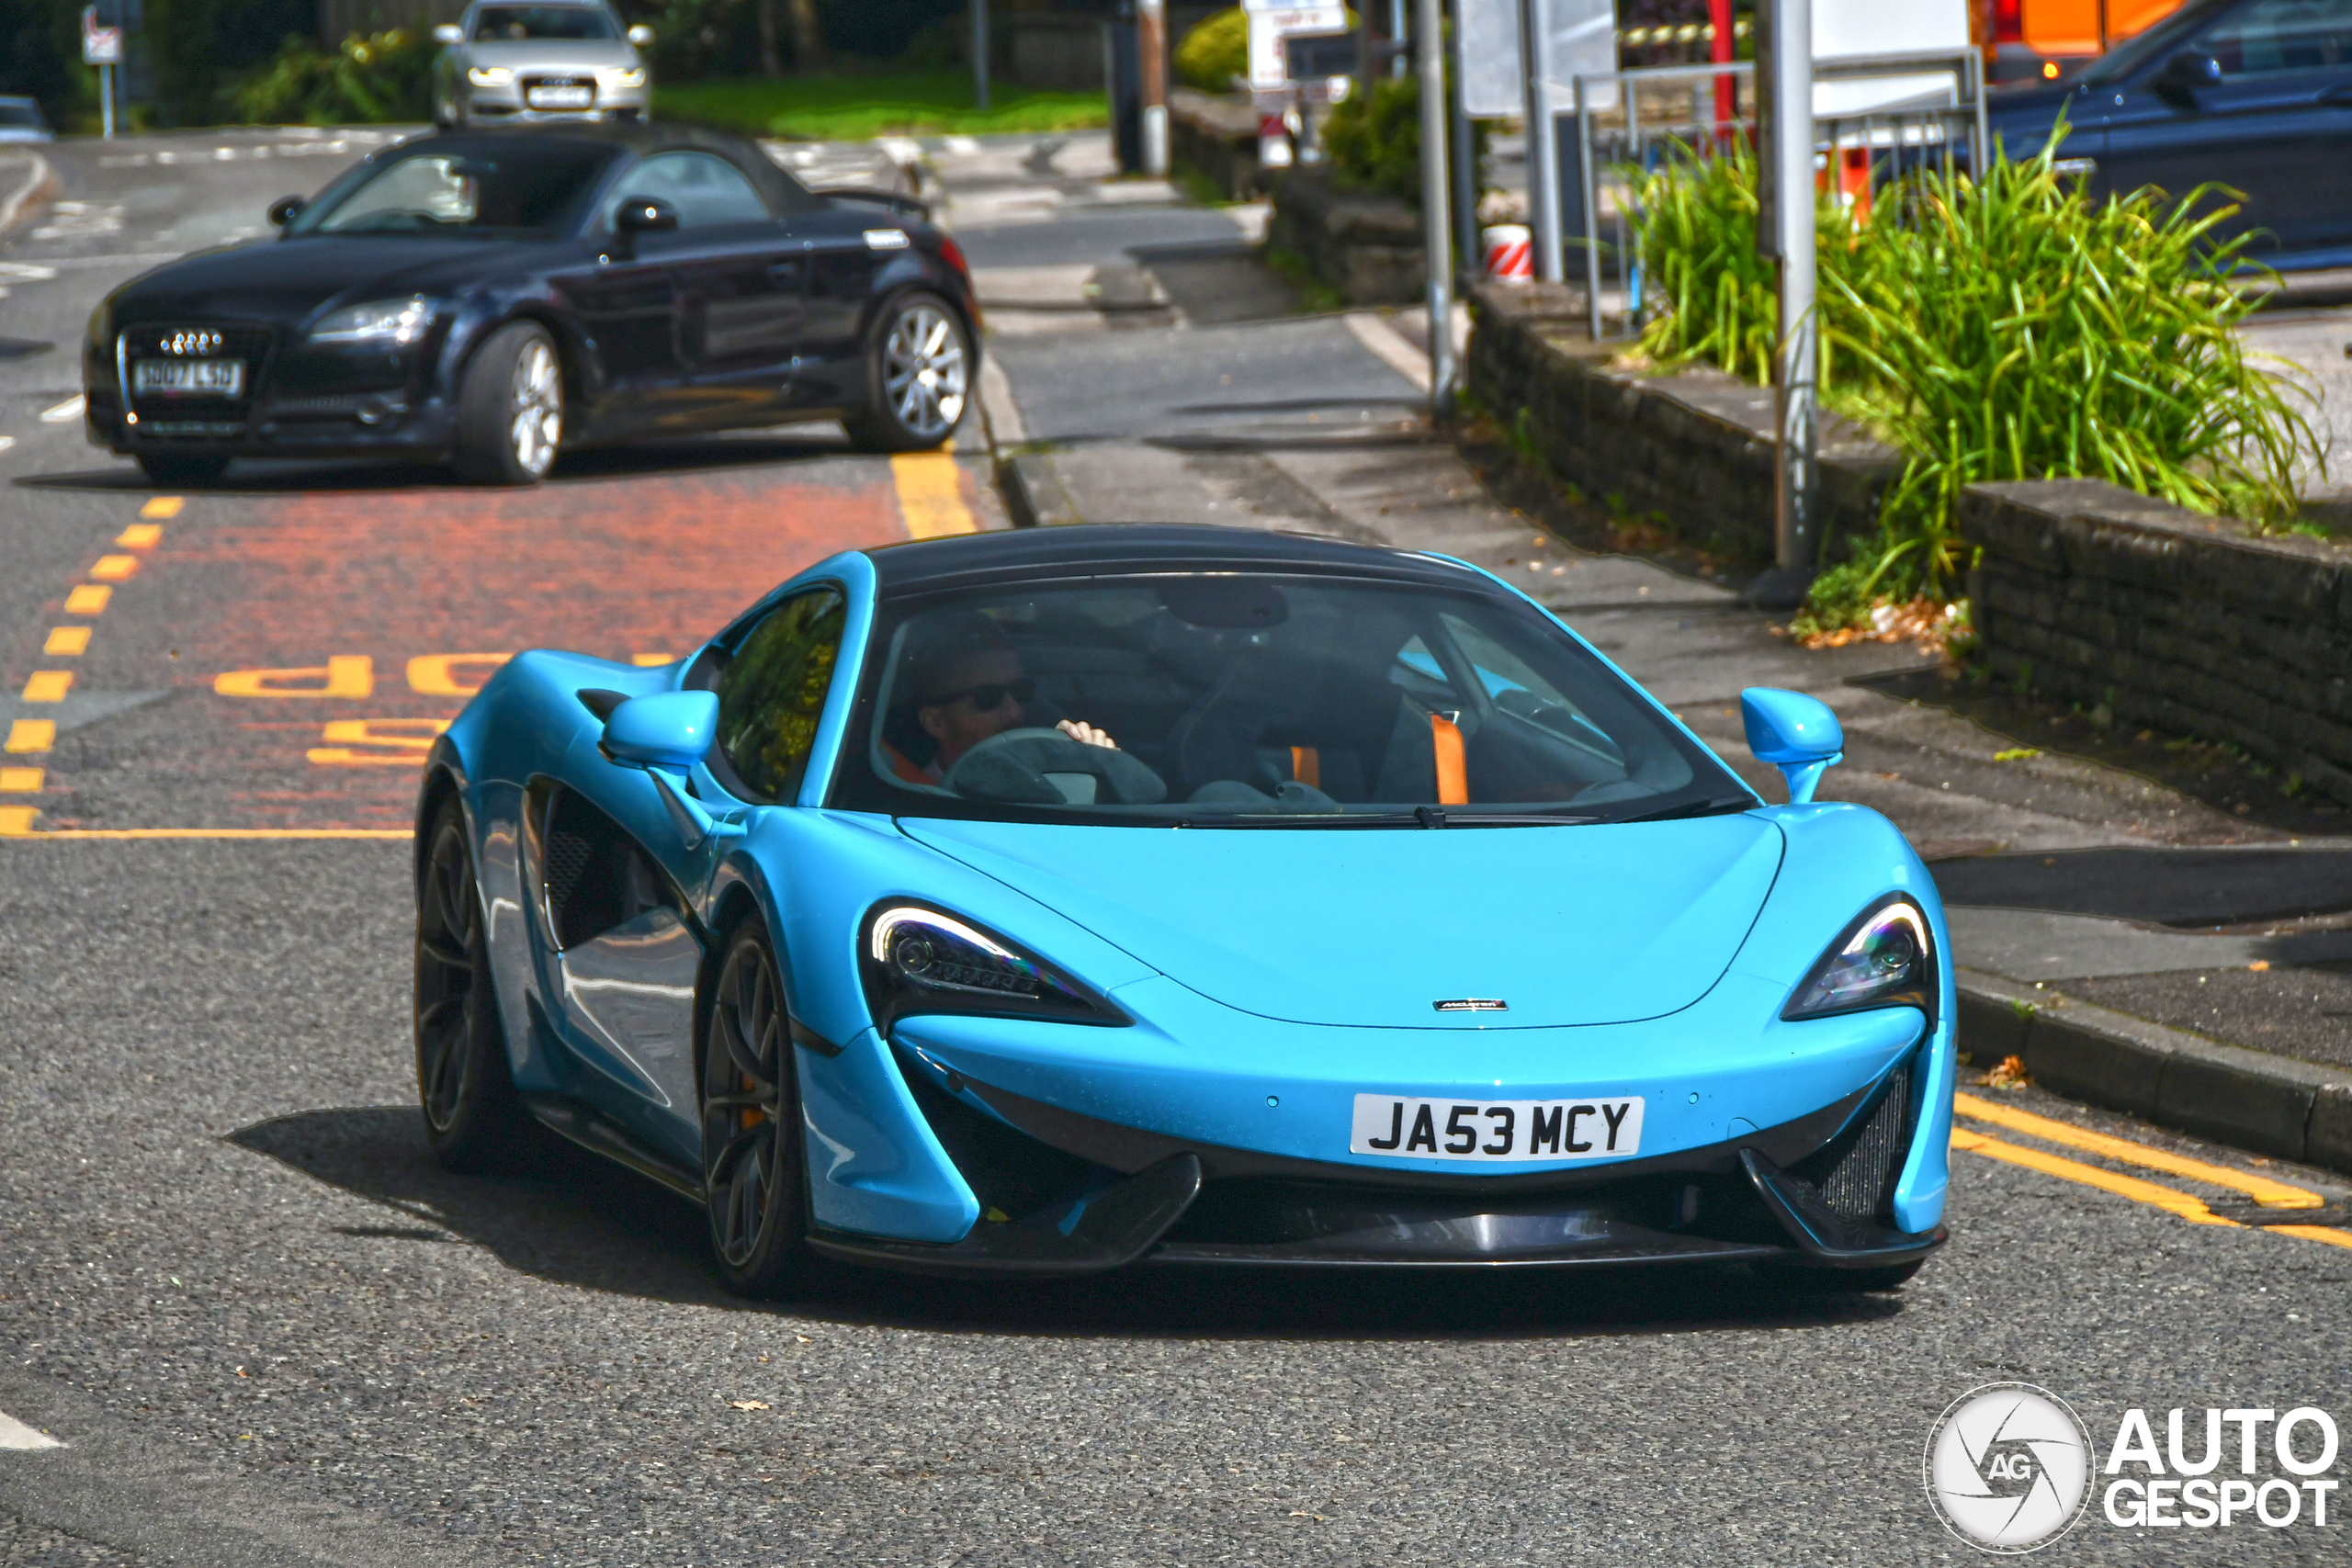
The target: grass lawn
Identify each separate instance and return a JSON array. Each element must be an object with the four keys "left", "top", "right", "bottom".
[{"left": 655, "top": 72, "right": 1107, "bottom": 140}]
